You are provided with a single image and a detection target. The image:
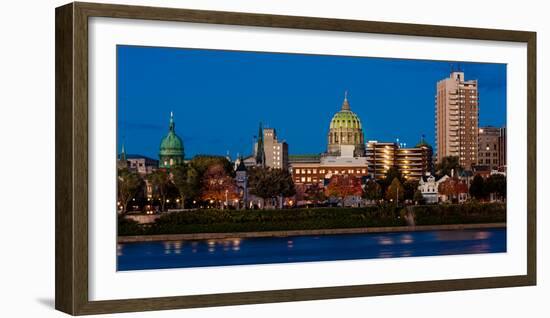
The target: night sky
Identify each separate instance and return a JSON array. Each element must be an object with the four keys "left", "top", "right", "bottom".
[{"left": 117, "top": 45, "right": 506, "bottom": 160}]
